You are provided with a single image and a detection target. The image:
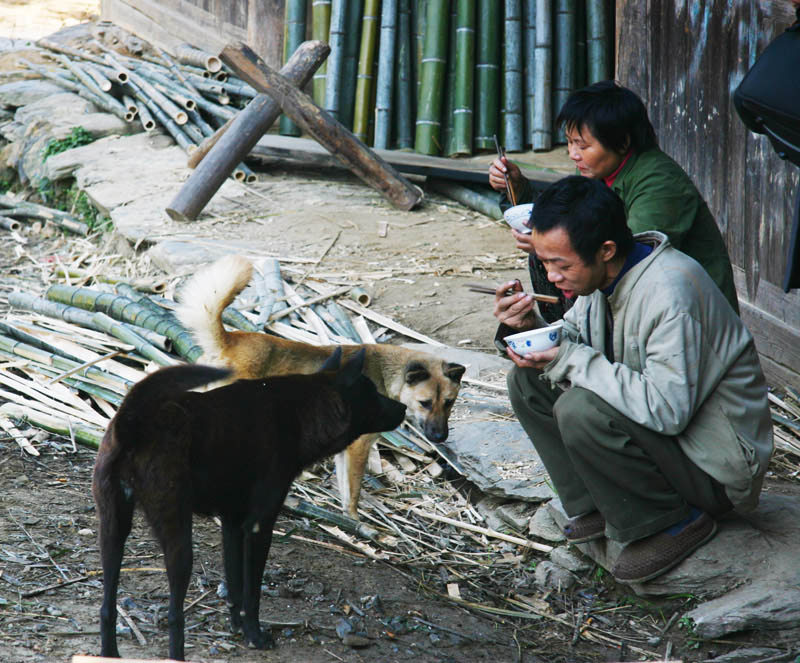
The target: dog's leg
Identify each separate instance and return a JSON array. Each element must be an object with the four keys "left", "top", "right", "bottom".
[
  {"left": 239, "top": 521, "right": 275, "bottom": 650},
  {"left": 339, "top": 433, "right": 375, "bottom": 519},
  {"left": 220, "top": 518, "right": 245, "bottom": 634},
  {"left": 96, "top": 481, "right": 134, "bottom": 658}
]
